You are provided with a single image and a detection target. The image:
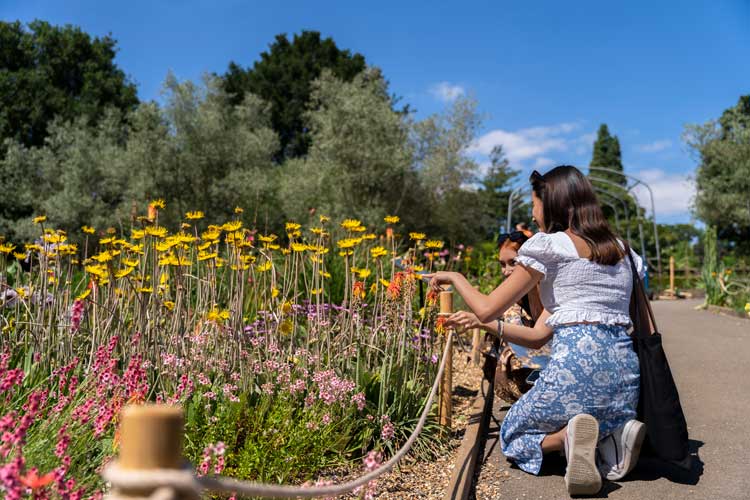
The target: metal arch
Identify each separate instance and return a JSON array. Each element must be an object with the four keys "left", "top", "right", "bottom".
[
  {"left": 588, "top": 166, "right": 662, "bottom": 279},
  {"left": 593, "top": 187, "right": 622, "bottom": 230}
]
